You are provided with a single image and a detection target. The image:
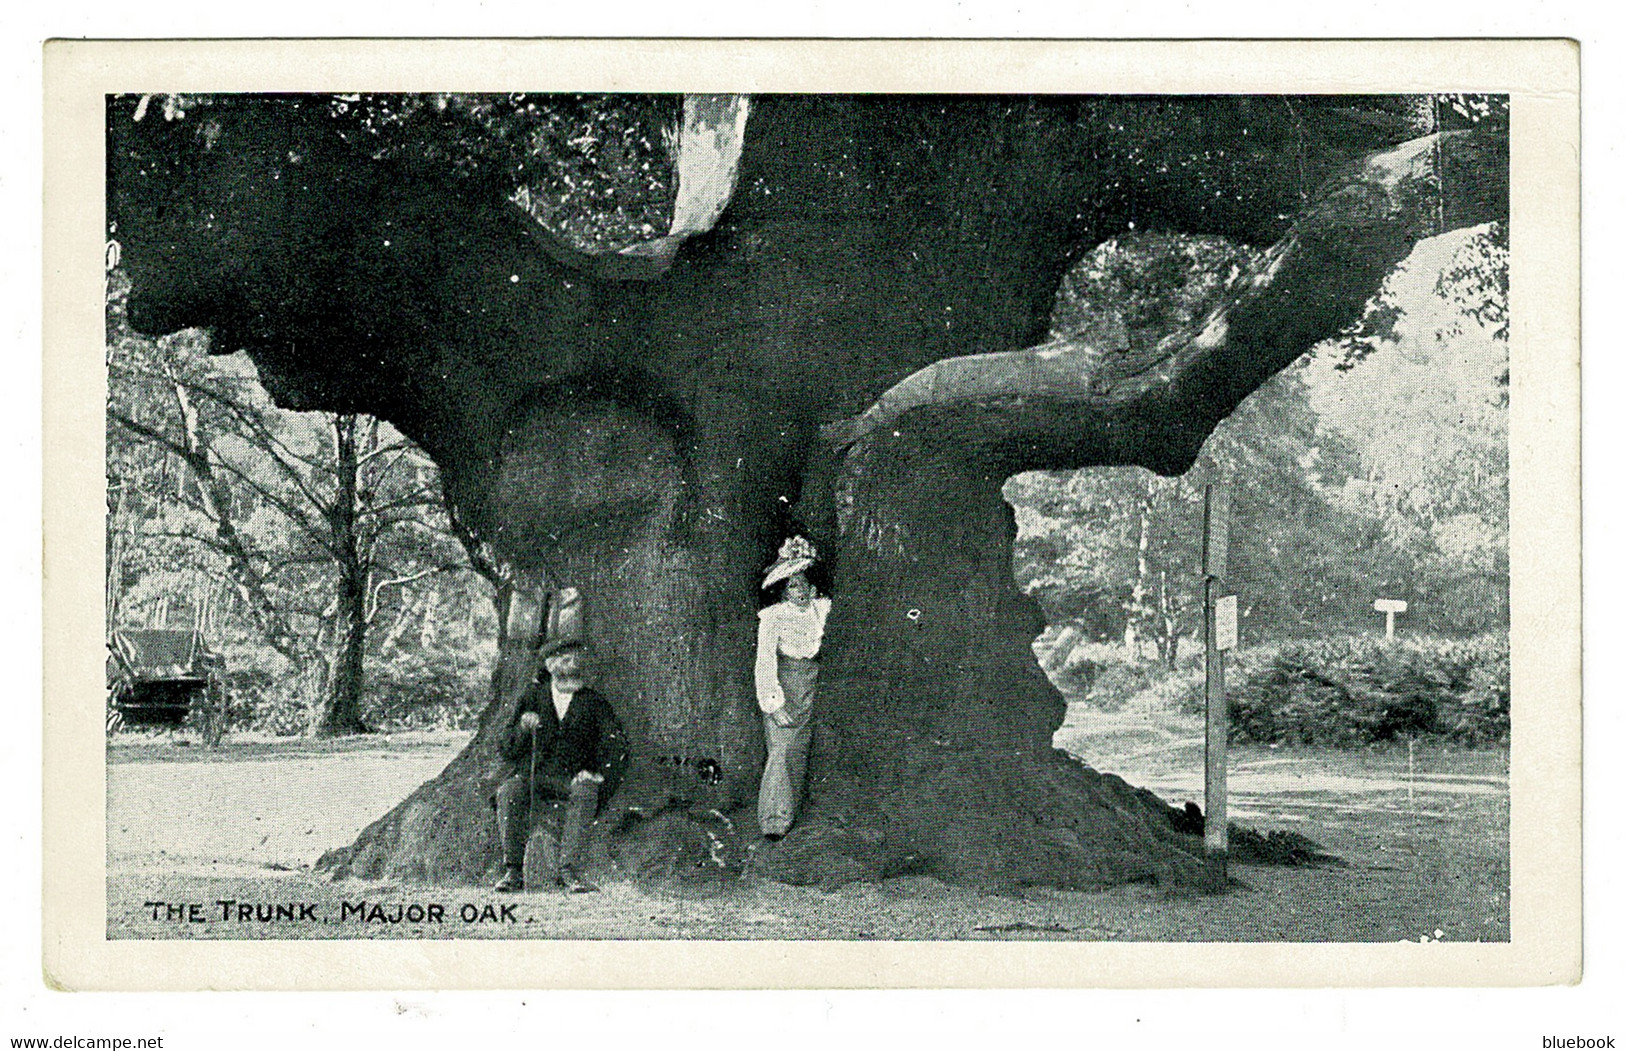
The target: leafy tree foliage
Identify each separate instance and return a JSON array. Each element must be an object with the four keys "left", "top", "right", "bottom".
[
  {"left": 140, "top": 92, "right": 682, "bottom": 253},
  {"left": 1308, "top": 225, "right": 1509, "bottom": 636},
  {"left": 325, "top": 93, "right": 681, "bottom": 252}
]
